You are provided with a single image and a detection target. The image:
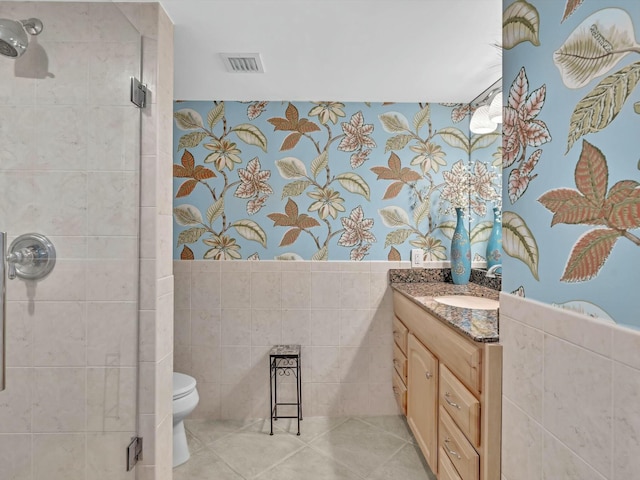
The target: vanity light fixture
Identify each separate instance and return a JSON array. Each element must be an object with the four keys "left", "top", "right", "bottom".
[
  {"left": 488, "top": 91, "right": 503, "bottom": 123},
  {"left": 470, "top": 105, "right": 497, "bottom": 134},
  {"left": 469, "top": 79, "right": 502, "bottom": 134}
]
